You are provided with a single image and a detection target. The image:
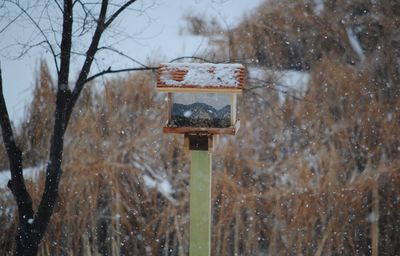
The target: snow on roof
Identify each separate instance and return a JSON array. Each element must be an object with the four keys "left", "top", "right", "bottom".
[{"left": 157, "top": 63, "right": 245, "bottom": 91}]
